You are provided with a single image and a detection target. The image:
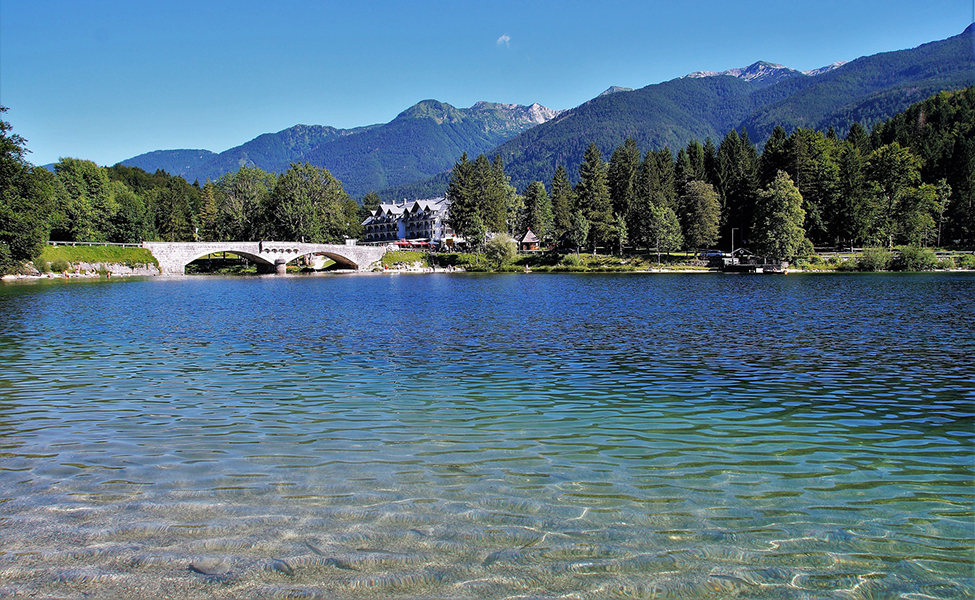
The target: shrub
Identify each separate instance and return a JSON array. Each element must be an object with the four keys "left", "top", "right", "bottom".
[
  {"left": 857, "top": 248, "right": 892, "bottom": 271},
  {"left": 937, "top": 257, "right": 955, "bottom": 270},
  {"left": 50, "top": 259, "right": 70, "bottom": 273},
  {"left": 892, "top": 246, "right": 938, "bottom": 271},
  {"left": 957, "top": 254, "right": 975, "bottom": 269},
  {"left": 36, "top": 260, "right": 51, "bottom": 273},
  {"left": 560, "top": 253, "right": 582, "bottom": 267}
]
